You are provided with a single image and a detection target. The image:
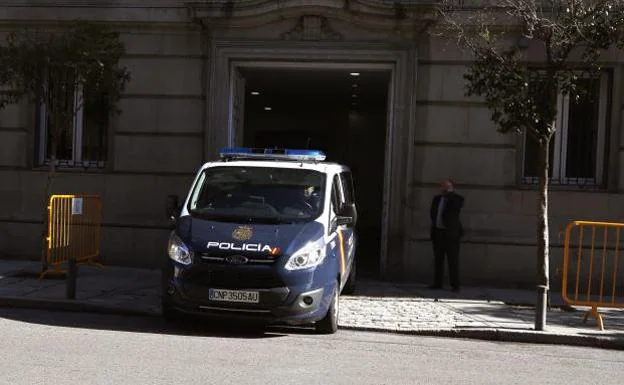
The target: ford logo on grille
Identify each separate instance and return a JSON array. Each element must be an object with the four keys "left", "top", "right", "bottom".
[{"left": 225, "top": 255, "right": 248, "bottom": 265}]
